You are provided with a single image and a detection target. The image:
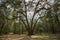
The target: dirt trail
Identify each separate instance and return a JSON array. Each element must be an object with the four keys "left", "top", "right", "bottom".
[
  {"left": 0, "top": 35, "right": 27, "bottom": 40},
  {"left": 0, "top": 34, "right": 60, "bottom": 40}
]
